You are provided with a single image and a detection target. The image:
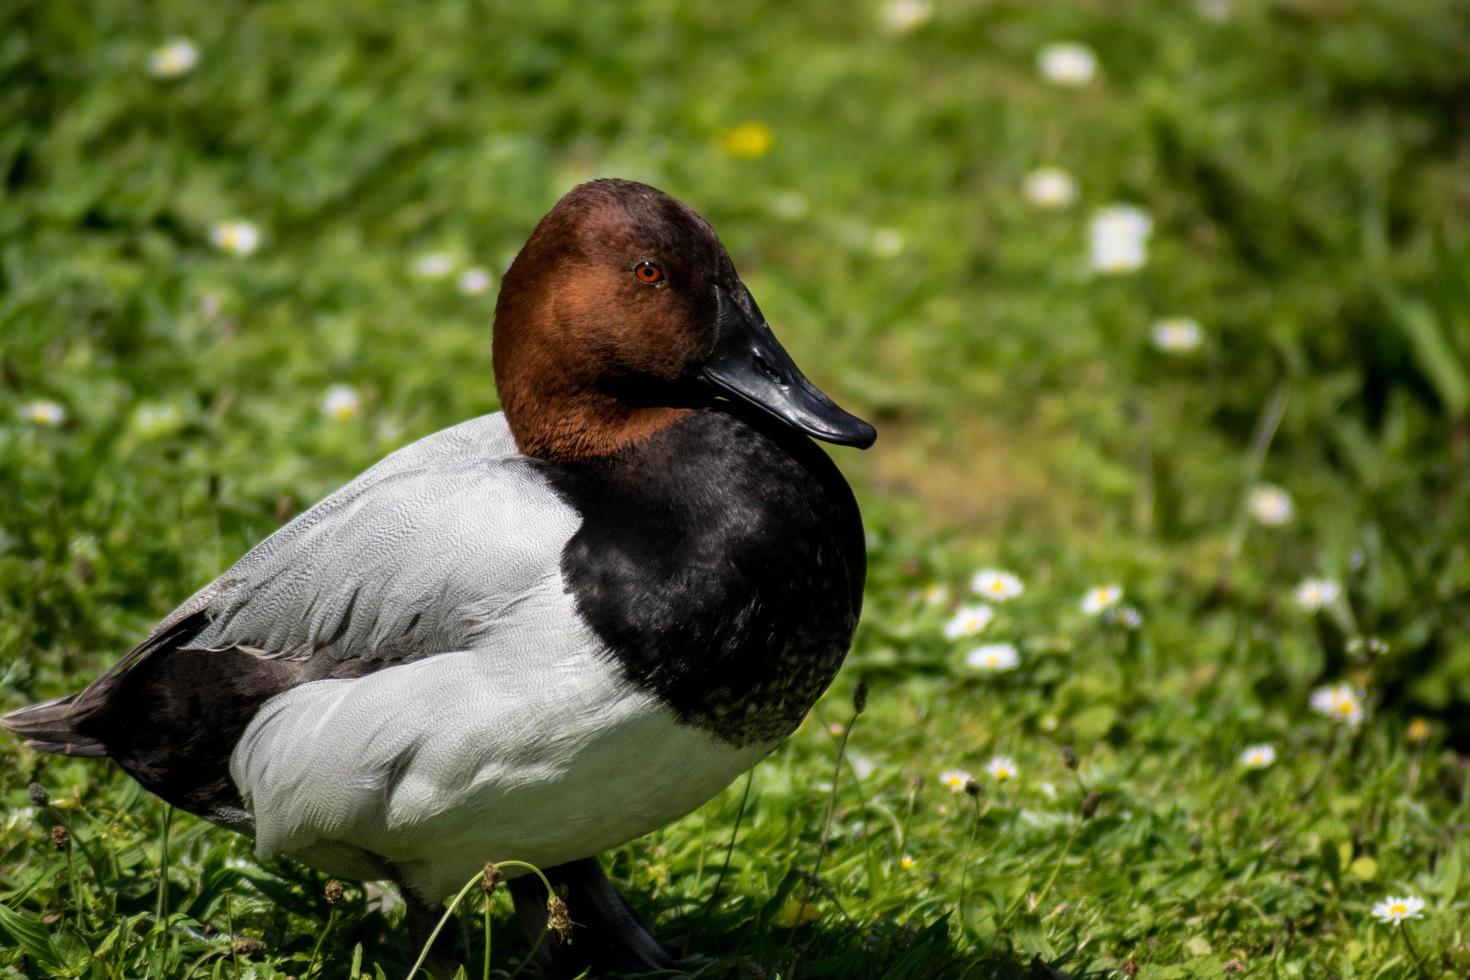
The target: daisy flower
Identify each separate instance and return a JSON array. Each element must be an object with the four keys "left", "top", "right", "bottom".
[
  {"left": 1037, "top": 42, "right": 1097, "bottom": 87},
  {"left": 1238, "top": 744, "right": 1276, "bottom": 770},
  {"left": 879, "top": 0, "right": 931, "bottom": 34},
  {"left": 1022, "top": 167, "right": 1078, "bottom": 210},
  {"left": 966, "top": 642, "right": 1020, "bottom": 673},
  {"left": 1109, "top": 604, "right": 1144, "bottom": 629},
  {"left": 1370, "top": 895, "right": 1425, "bottom": 925},
  {"left": 1310, "top": 682, "right": 1365, "bottom": 727},
  {"left": 971, "top": 568, "right": 1023, "bottom": 601},
  {"left": 870, "top": 227, "right": 905, "bottom": 258},
  {"left": 457, "top": 267, "right": 493, "bottom": 296},
  {"left": 721, "top": 122, "right": 774, "bottom": 159},
  {"left": 210, "top": 221, "right": 260, "bottom": 256},
  {"left": 321, "top": 384, "right": 361, "bottom": 421},
  {"left": 1295, "top": 578, "right": 1341, "bottom": 611},
  {"left": 985, "top": 756, "right": 1019, "bottom": 782},
  {"left": 1081, "top": 584, "right": 1123, "bottom": 616},
  {"left": 148, "top": 38, "right": 199, "bottom": 79},
  {"left": 1089, "top": 205, "right": 1152, "bottom": 274},
  {"left": 411, "top": 252, "right": 455, "bottom": 280},
  {"left": 939, "top": 769, "right": 973, "bottom": 793},
  {"left": 943, "top": 603, "right": 994, "bottom": 640},
  {"left": 1248, "top": 484, "right": 1293, "bottom": 526},
  {"left": 18, "top": 400, "right": 66, "bottom": 426},
  {"left": 1150, "top": 317, "right": 1202, "bottom": 353}
]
